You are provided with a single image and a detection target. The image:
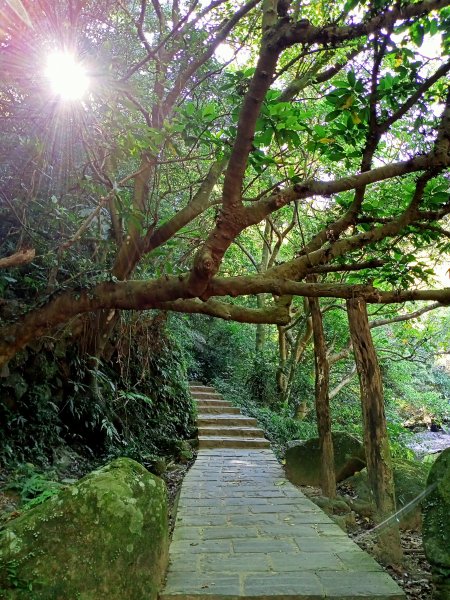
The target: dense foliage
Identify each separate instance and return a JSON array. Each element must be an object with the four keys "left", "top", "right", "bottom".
[{"left": 0, "top": 312, "right": 195, "bottom": 466}]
